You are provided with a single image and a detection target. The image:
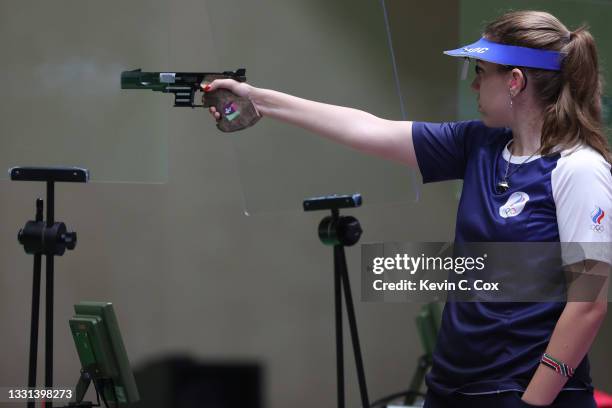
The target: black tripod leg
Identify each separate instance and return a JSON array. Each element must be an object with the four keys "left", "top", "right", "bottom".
[
  {"left": 27, "top": 253, "right": 42, "bottom": 408},
  {"left": 337, "top": 246, "right": 370, "bottom": 408},
  {"left": 45, "top": 180, "right": 55, "bottom": 408},
  {"left": 45, "top": 255, "right": 54, "bottom": 408},
  {"left": 28, "top": 199, "right": 44, "bottom": 408},
  {"left": 334, "top": 245, "right": 344, "bottom": 408}
]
